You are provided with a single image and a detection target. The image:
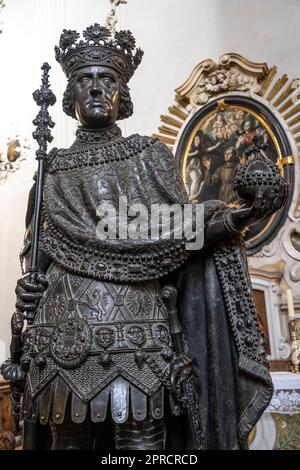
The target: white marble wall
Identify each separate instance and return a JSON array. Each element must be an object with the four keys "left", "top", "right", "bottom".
[{"left": 0, "top": 0, "right": 300, "bottom": 362}]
